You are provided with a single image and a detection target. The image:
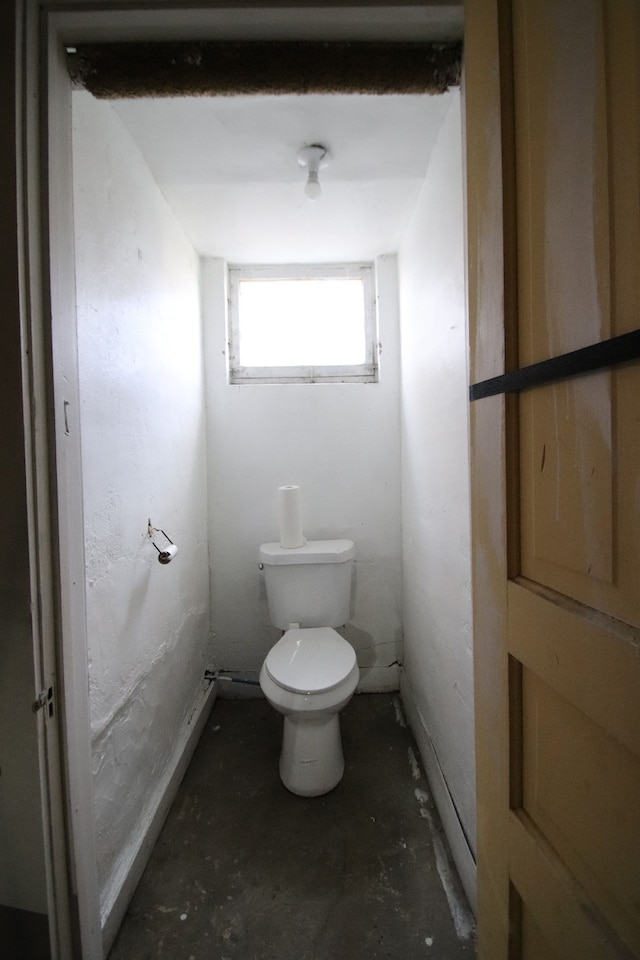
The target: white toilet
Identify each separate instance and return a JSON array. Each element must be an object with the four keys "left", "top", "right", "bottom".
[{"left": 259, "top": 539, "right": 359, "bottom": 797}]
